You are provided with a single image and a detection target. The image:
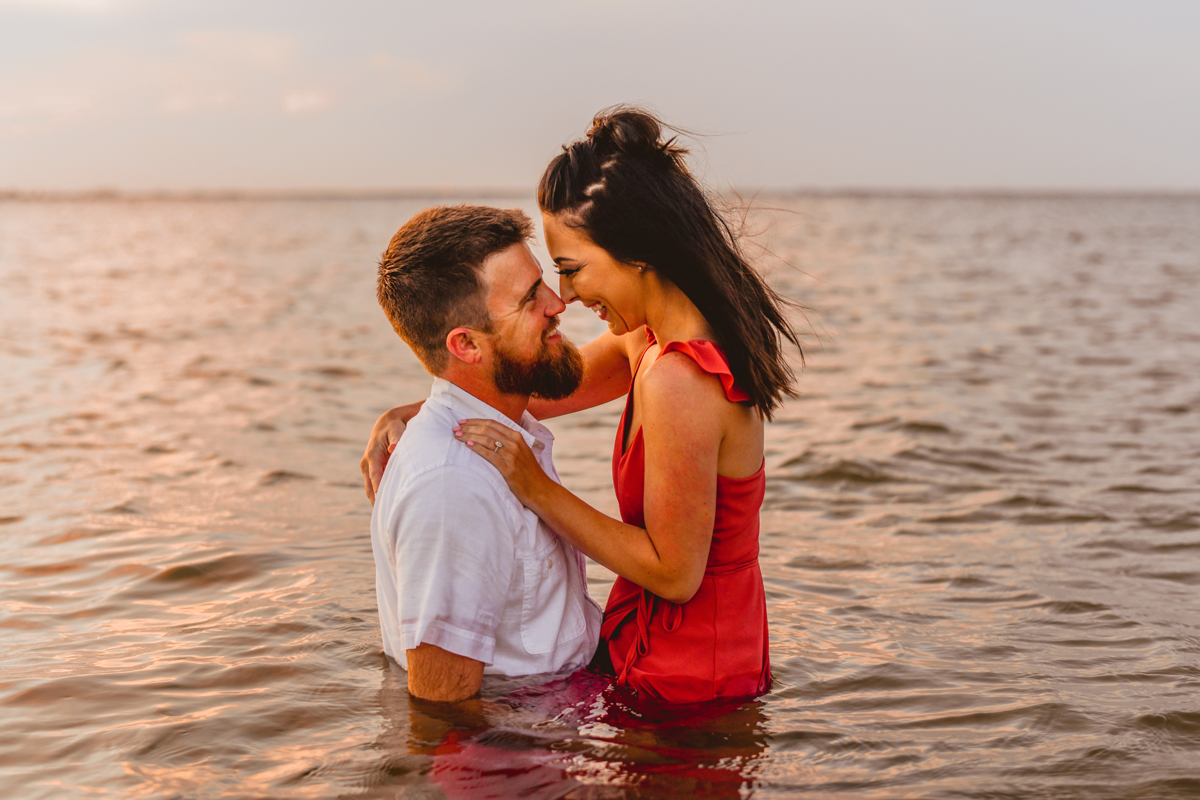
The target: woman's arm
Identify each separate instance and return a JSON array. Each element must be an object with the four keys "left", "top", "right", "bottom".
[
  {"left": 526, "top": 329, "right": 638, "bottom": 420},
  {"left": 360, "top": 400, "right": 424, "bottom": 504},
  {"left": 456, "top": 353, "right": 725, "bottom": 603}
]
